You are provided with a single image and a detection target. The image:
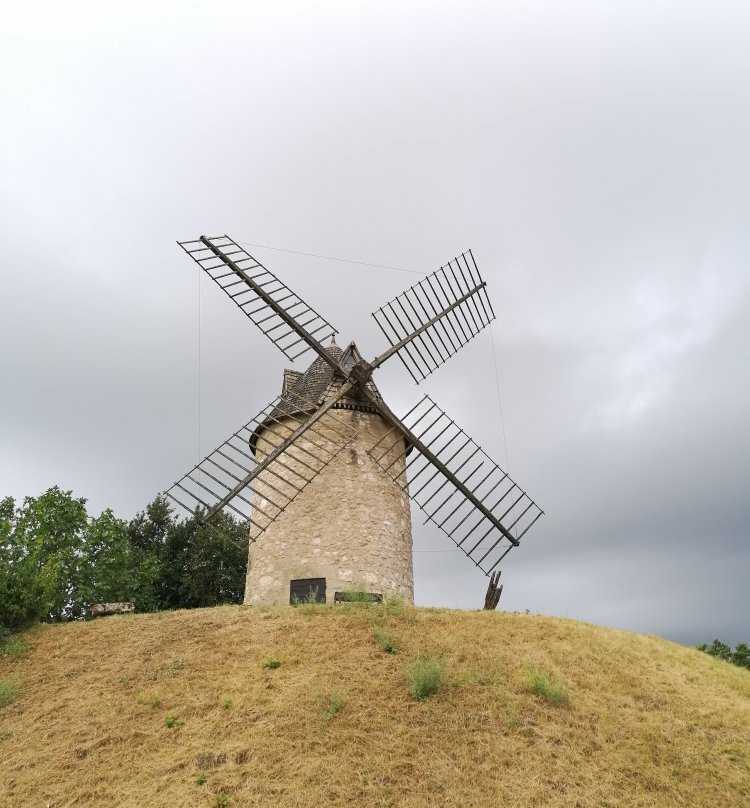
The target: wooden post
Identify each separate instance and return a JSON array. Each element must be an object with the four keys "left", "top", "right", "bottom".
[{"left": 483, "top": 570, "right": 503, "bottom": 610}]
